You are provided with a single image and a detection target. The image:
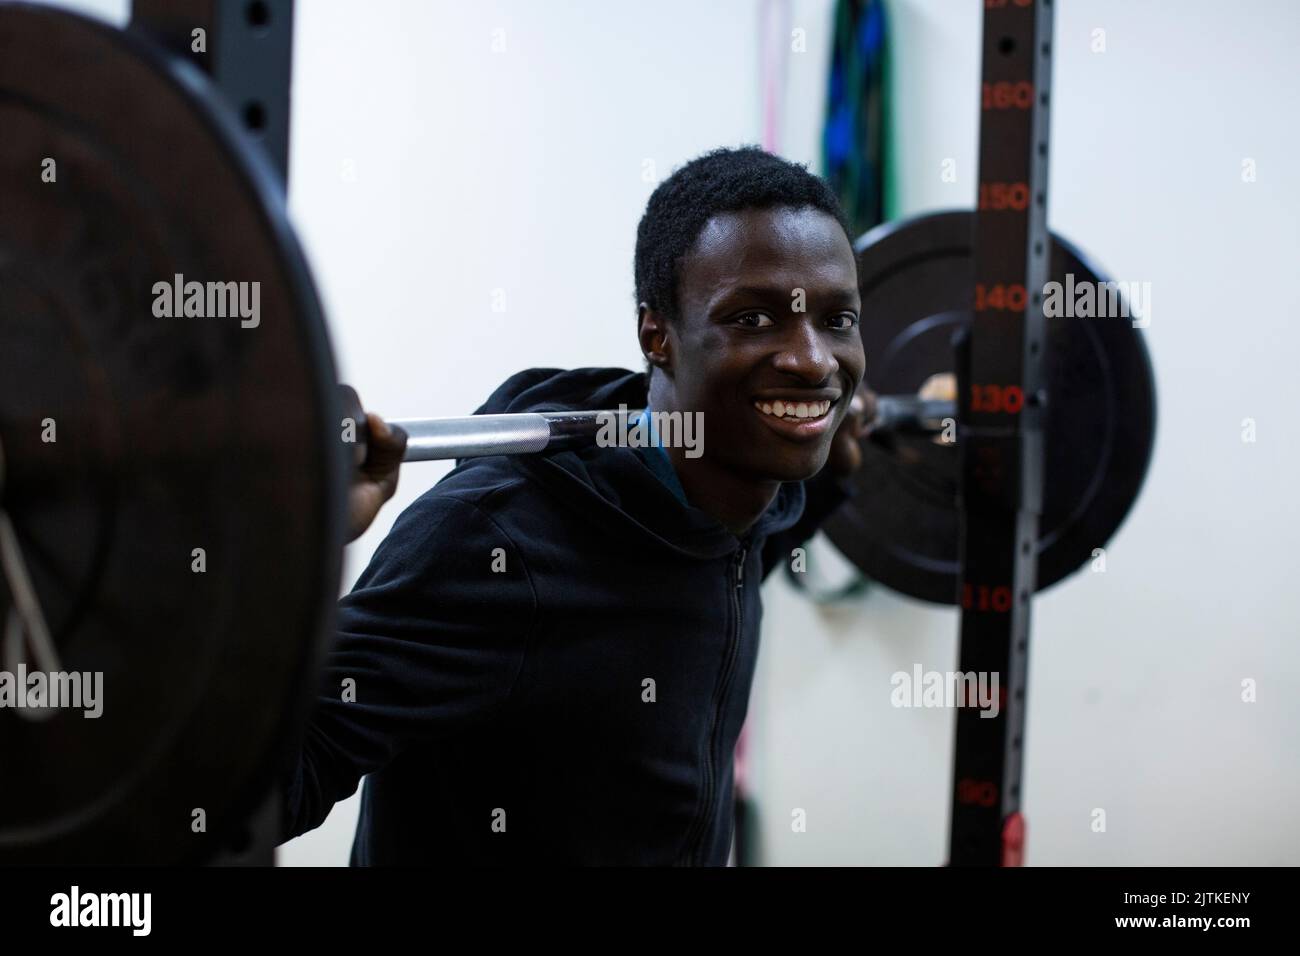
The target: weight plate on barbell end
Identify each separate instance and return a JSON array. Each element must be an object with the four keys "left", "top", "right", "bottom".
[
  {"left": 822, "top": 211, "right": 1156, "bottom": 604},
  {"left": 0, "top": 6, "right": 345, "bottom": 862}
]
